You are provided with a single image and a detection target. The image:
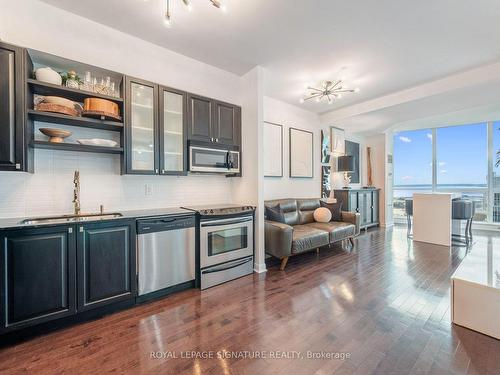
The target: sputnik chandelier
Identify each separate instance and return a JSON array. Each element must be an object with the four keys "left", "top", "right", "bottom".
[
  {"left": 300, "top": 80, "right": 360, "bottom": 104},
  {"left": 164, "top": 0, "right": 227, "bottom": 27}
]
